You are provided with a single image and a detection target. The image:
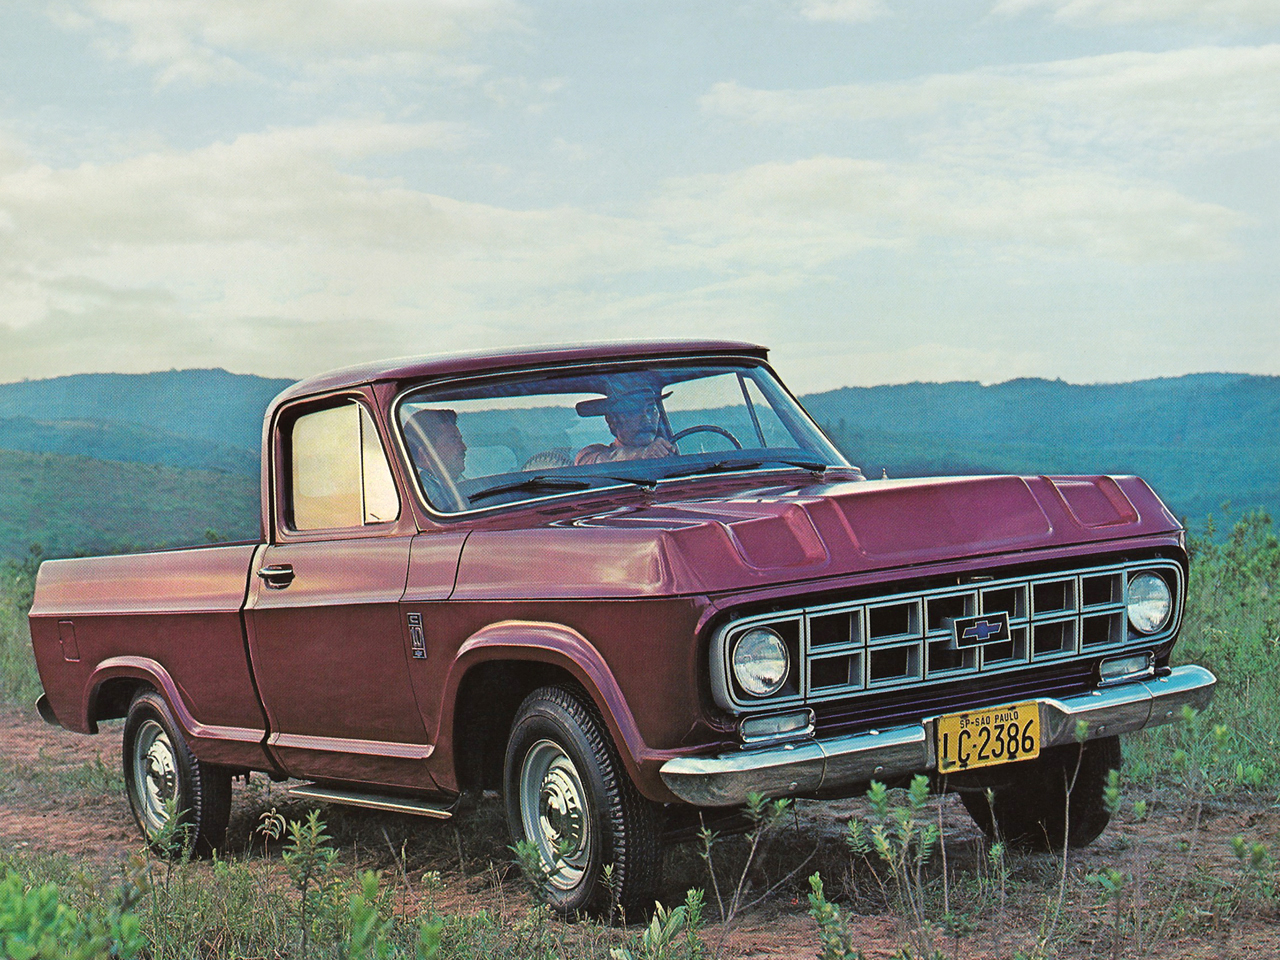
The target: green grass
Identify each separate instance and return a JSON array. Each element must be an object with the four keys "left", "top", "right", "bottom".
[
  {"left": 0, "top": 547, "right": 41, "bottom": 704},
  {"left": 1124, "top": 508, "right": 1280, "bottom": 796}
]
